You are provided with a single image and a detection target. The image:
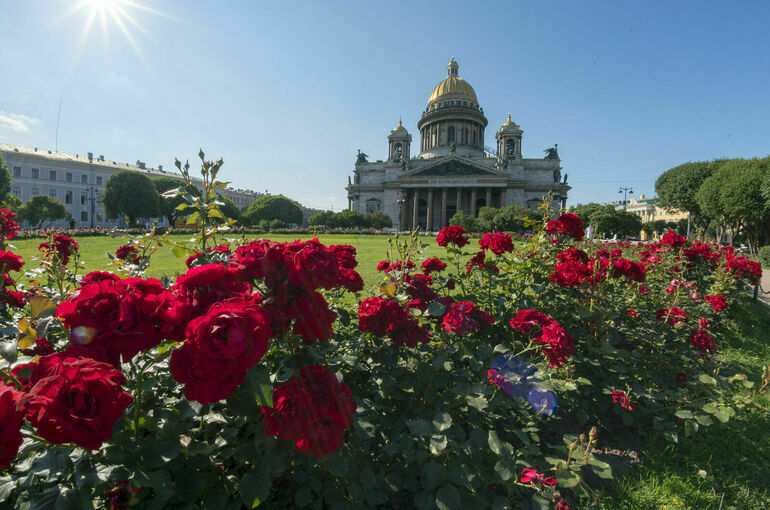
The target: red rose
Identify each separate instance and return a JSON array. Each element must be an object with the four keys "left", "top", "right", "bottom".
[
  {"left": 358, "top": 296, "right": 409, "bottom": 337},
  {"left": 329, "top": 244, "right": 358, "bottom": 269},
  {"left": 479, "top": 232, "right": 513, "bottom": 255},
  {"left": 660, "top": 230, "right": 686, "bottom": 248},
  {"left": 0, "top": 383, "right": 24, "bottom": 469},
  {"left": 39, "top": 234, "right": 79, "bottom": 264},
  {"left": 173, "top": 263, "right": 251, "bottom": 318},
  {"left": 262, "top": 365, "right": 356, "bottom": 458},
  {"left": 611, "top": 258, "right": 646, "bottom": 282},
  {"left": 421, "top": 257, "right": 447, "bottom": 274},
  {"left": 0, "top": 251, "right": 23, "bottom": 272},
  {"left": 231, "top": 239, "right": 286, "bottom": 281},
  {"left": 510, "top": 309, "right": 551, "bottom": 334},
  {"left": 639, "top": 285, "right": 650, "bottom": 295},
  {"left": 376, "top": 260, "right": 390, "bottom": 272},
  {"left": 555, "top": 497, "right": 570, "bottom": 510},
  {"left": 56, "top": 278, "right": 185, "bottom": 364},
  {"left": 699, "top": 318, "right": 711, "bottom": 328},
  {"left": 81, "top": 271, "right": 120, "bottom": 286},
  {"left": 611, "top": 390, "right": 634, "bottom": 411},
  {"left": 688, "top": 329, "right": 717, "bottom": 353},
  {"left": 441, "top": 301, "right": 494, "bottom": 335},
  {"left": 703, "top": 295, "right": 727, "bottom": 312},
  {"left": 286, "top": 239, "right": 340, "bottom": 291},
  {"left": 169, "top": 343, "right": 251, "bottom": 404},
  {"left": 389, "top": 260, "right": 415, "bottom": 272},
  {"left": 390, "top": 319, "right": 431, "bottom": 347},
  {"left": 656, "top": 307, "right": 688, "bottom": 325},
  {"left": 556, "top": 248, "right": 589, "bottom": 264},
  {"left": 627, "top": 309, "right": 638, "bottom": 317},
  {"left": 405, "top": 273, "right": 438, "bottom": 302},
  {"left": 520, "top": 468, "right": 557, "bottom": 486},
  {"left": 115, "top": 244, "right": 140, "bottom": 264},
  {"left": 336, "top": 268, "right": 363, "bottom": 292},
  {"left": 0, "top": 209, "right": 19, "bottom": 240},
  {"left": 185, "top": 299, "right": 271, "bottom": 366},
  {"left": 537, "top": 322, "right": 575, "bottom": 369},
  {"left": 19, "top": 353, "right": 133, "bottom": 449},
  {"left": 545, "top": 213, "right": 584, "bottom": 241},
  {"left": 285, "top": 291, "right": 337, "bottom": 344},
  {"left": 549, "top": 261, "right": 592, "bottom": 287},
  {"left": 436, "top": 225, "right": 469, "bottom": 247},
  {"left": 185, "top": 244, "right": 231, "bottom": 268}
]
